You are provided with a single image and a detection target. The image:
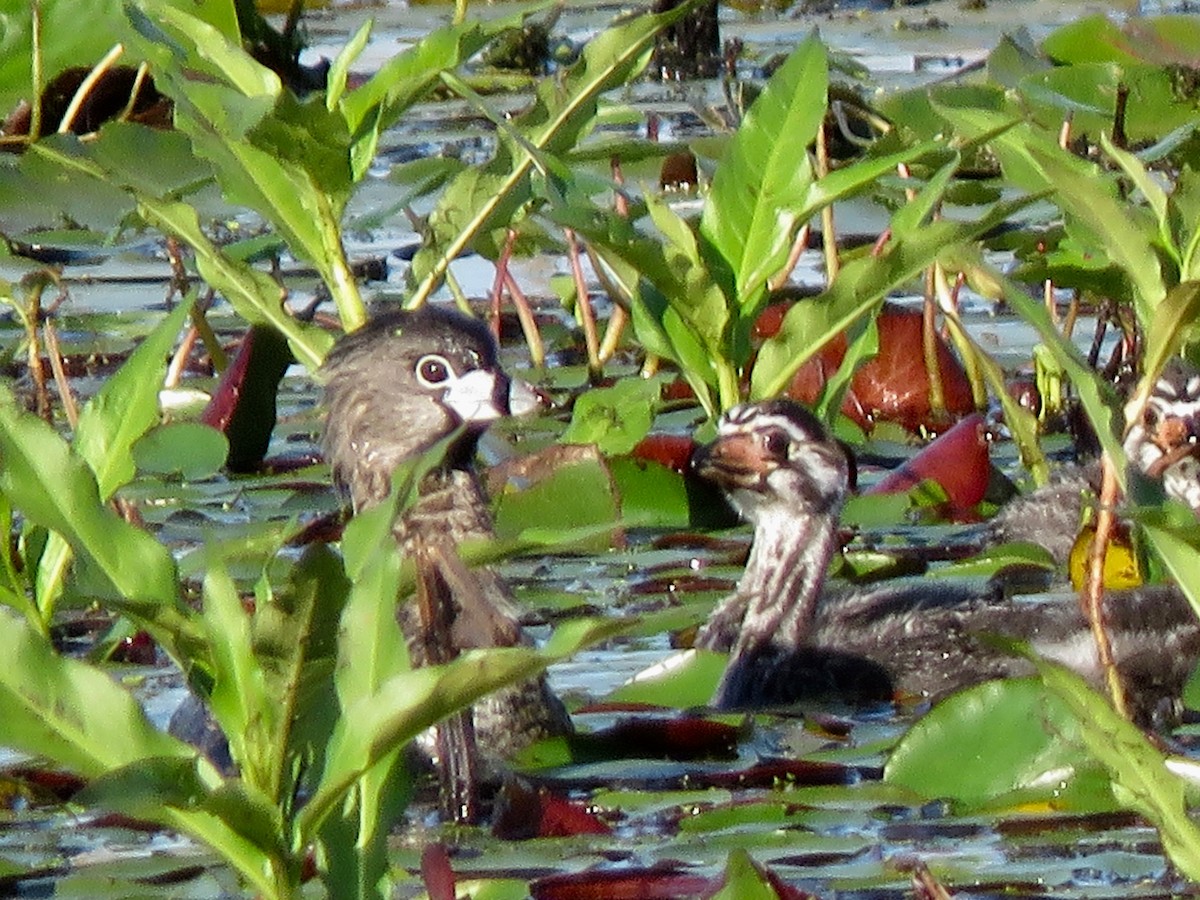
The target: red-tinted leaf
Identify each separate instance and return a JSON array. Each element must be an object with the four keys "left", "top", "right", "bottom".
[
  {"left": 537, "top": 792, "right": 613, "bottom": 837},
  {"left": 629, "top": 434, "right": 697, "bottom": 474},
  {"left": 532, "top": 866, "right": 714, "bottom": 900},
  {"left": 867, "top": 413, "right": 990, "bottom": 510},
  {"left": 784, "top": 305, "right": 975, "bottom": 433},
  {"left": 200, "top": 325, "right": 294, "bottom": 473},
  {"left": 8, "top": 766, "right": 87, "bottom": 801},
  {"left": 421, "top": 843, "right": 457, "bottom": 900},
  {"left": 568, "top": 716, "right": 742, "bottom": 761},
  {"left": 108, "top": 631, "right": 158, "bottom": 665},
  {"left": 661, "top": 379, "right": 697, "bottom": 402},
  {"left": 493, "top": 780, "right": 611, "bottom": 840}
]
